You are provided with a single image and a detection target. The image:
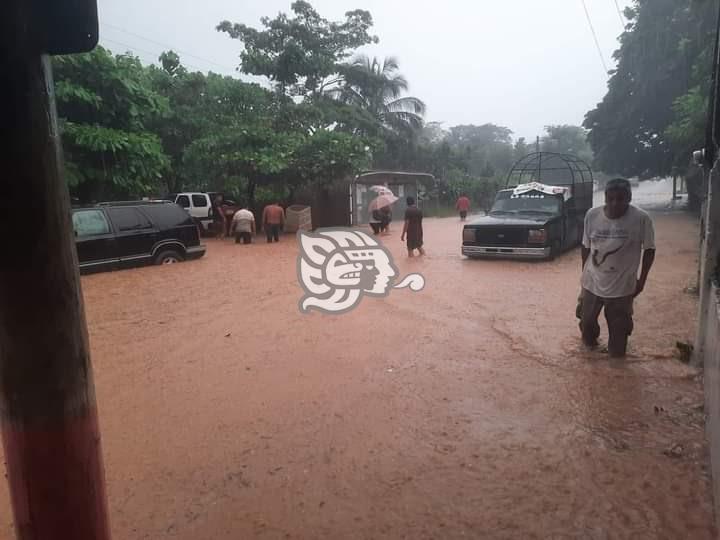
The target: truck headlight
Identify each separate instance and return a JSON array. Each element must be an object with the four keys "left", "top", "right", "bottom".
[
  {"left": 463, "top": 228, "right": 475, "bottom": 242},
  {"left": 528, "top": 229, "right": 547, "bottom": 243}
]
